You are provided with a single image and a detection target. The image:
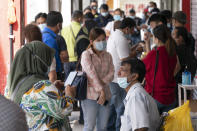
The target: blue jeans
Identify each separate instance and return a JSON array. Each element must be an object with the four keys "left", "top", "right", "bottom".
[
  {"left": 63, "top": 62, "right": 77, "bottom": 81},
  {"left": 81, "top": 99, "right": 110, "bottom": 131},
  {"left": 107, "top": 82, "right": 126, "bottom": 131},
  {"left": 155, "top": 100, "right": 176, "bottom": 114}
]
